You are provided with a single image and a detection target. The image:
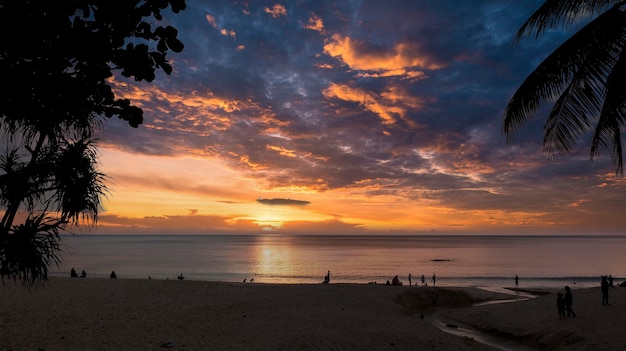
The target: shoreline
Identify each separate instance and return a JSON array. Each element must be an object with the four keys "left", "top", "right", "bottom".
[{"left": 1, "top": 277, "right": 623, "bottom": 350}]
